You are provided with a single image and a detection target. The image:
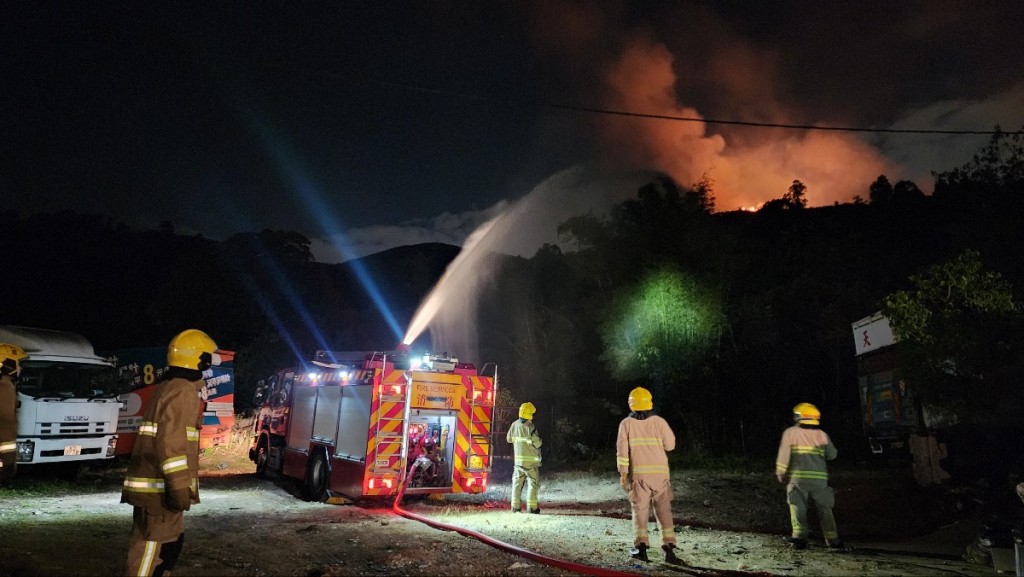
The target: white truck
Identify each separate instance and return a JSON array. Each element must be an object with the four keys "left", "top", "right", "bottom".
[{"left": 1, "top": 325, "right": 125, "bottom": 477}]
